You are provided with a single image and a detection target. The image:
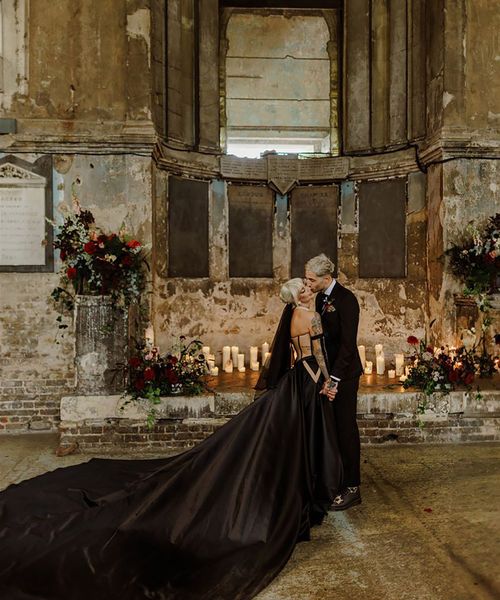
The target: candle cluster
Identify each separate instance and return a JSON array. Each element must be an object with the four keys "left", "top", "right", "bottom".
[
  {"left": 357, "top": 344, "right": 409, "bottom": 382},
  {"left": 206, "top": 343, "right": 271, "bottom": 375}
]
